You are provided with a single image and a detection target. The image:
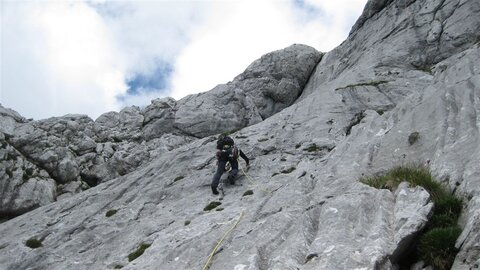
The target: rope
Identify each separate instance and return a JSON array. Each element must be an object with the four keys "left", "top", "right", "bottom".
[
  {"left": 201, "top": 210, "right": 244, "bottom": 270},
  {"left": 239, "top": 163, "right": 272, "bottom": 194}
]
